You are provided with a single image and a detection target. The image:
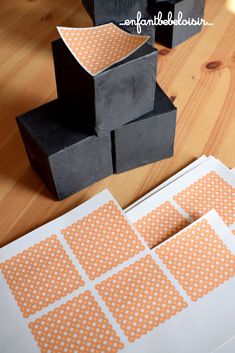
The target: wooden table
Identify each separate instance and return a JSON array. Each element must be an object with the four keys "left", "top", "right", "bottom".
[{"left": 0, "top": 0, "right": 234, "bottom": 248}]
